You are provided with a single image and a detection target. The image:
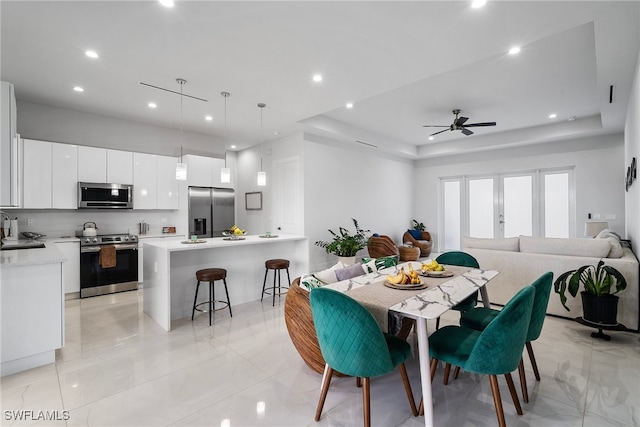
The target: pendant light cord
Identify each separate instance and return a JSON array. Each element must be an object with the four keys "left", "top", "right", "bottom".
[
  {"left": 258, "top": 103, "right": 266, "bottom": 172},
  {"left": 177, "top": 78, "right": 186, "bottom": 162}
]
